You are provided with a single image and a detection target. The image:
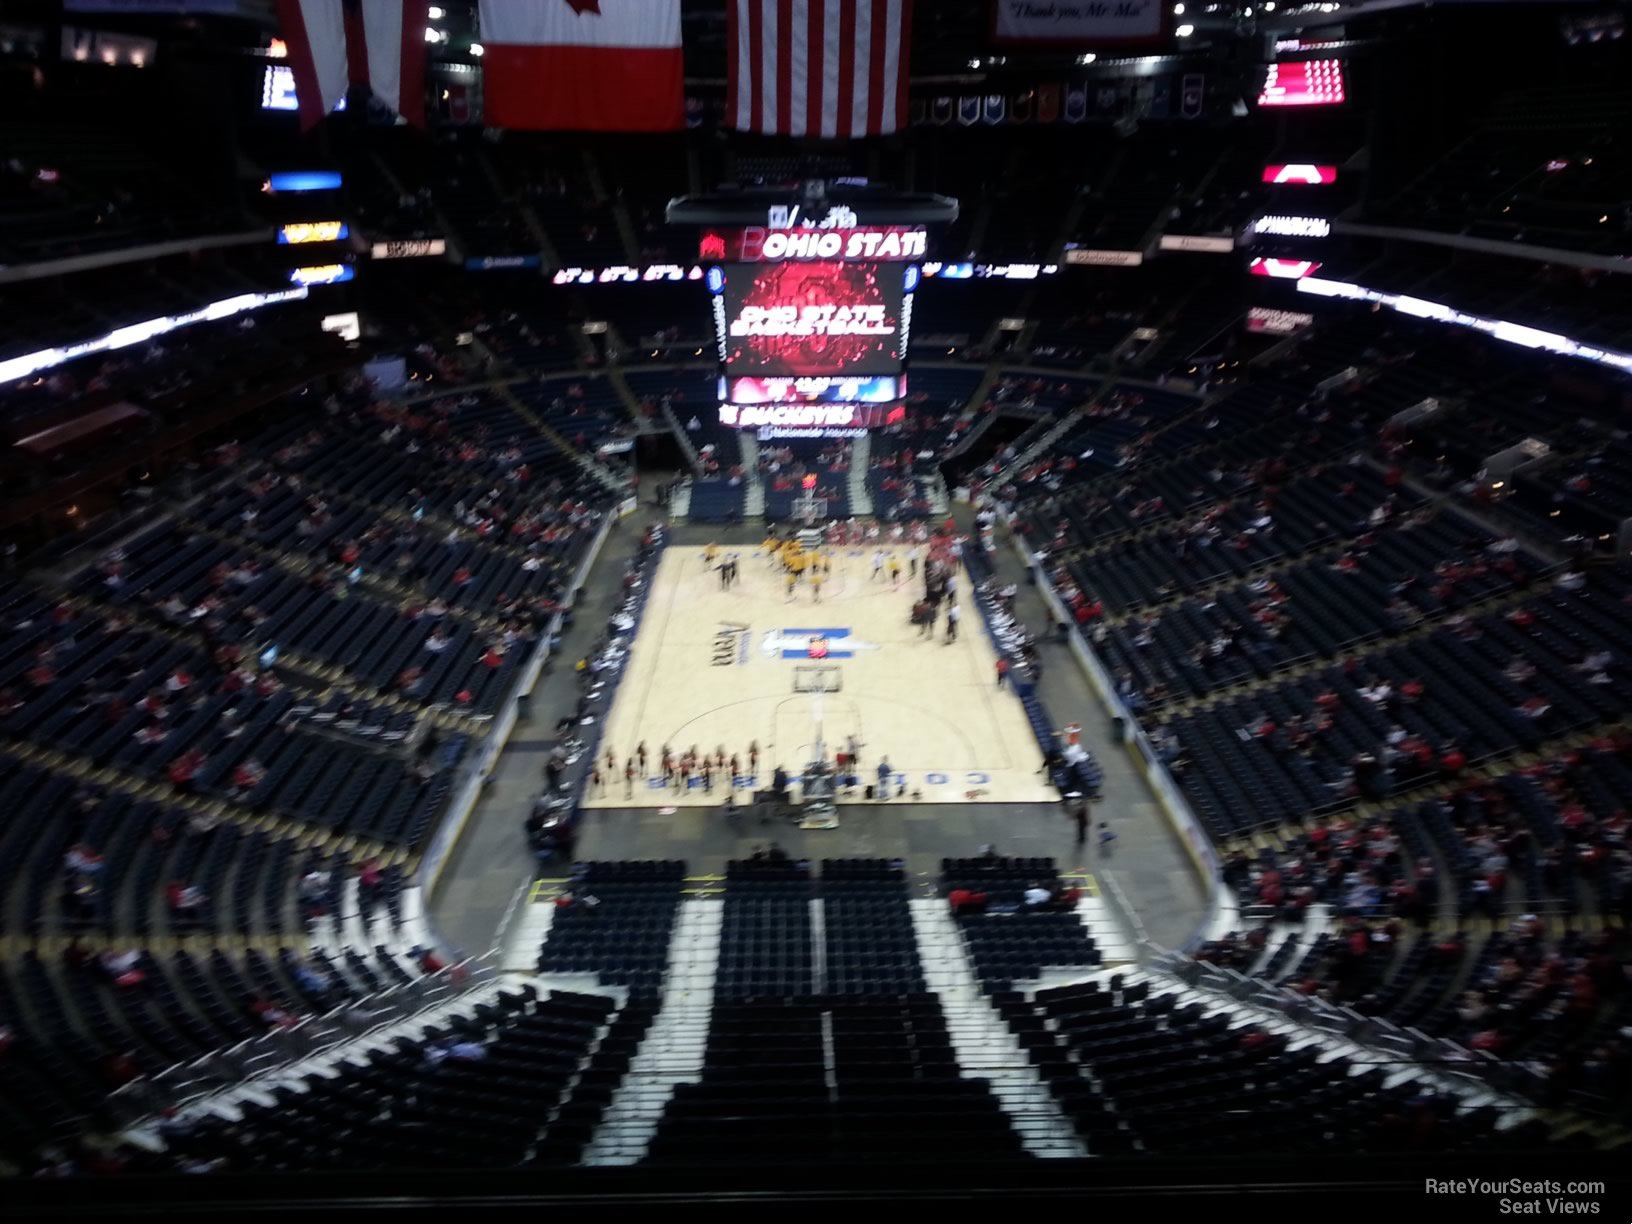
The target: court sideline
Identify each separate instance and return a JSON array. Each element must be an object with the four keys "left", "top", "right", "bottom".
[{"left": 428, "top": 514, "right": 1209, "bottom": 958}]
